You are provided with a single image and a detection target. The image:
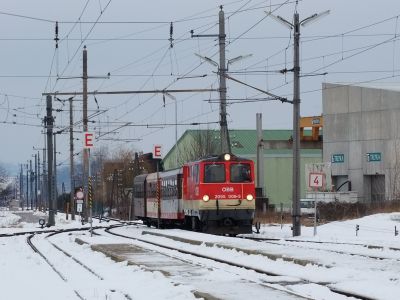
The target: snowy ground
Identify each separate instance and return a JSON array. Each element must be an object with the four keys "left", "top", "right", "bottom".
[{"left": 0, "top": 207, "right": 399, "bottom": 299}]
